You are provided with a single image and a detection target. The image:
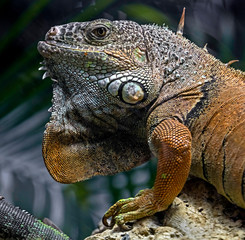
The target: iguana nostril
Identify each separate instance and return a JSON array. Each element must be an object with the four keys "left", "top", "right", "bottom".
[
  {"left": 45, "top": 27, "right": 59, "bottom": 41},
  {"left": 50, "top": 27, "right": 58, "bottom": 36},
  {"left": 49, "top": 27, "right": 58, "bottom": 36}
]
